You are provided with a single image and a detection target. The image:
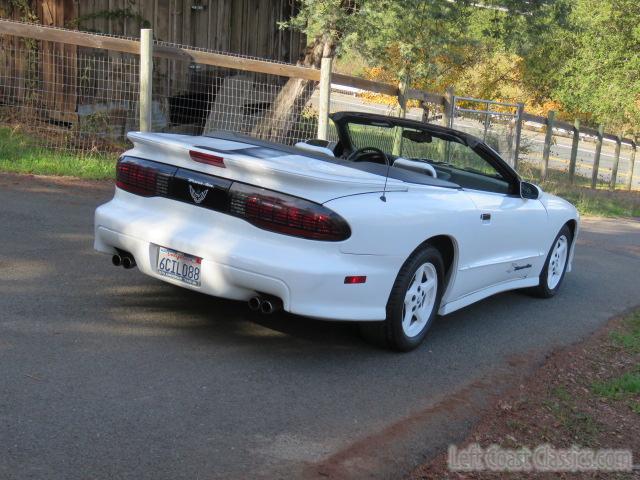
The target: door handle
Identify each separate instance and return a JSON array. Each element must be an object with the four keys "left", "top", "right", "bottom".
[{"left": 480, "top": 213, "right": 491, "bottom": 223}]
